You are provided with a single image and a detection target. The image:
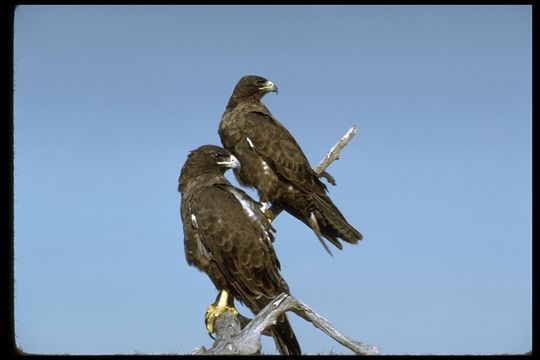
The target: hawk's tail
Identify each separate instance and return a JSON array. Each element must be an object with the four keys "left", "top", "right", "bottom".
[
  {"left": 310, "top": 192, "right": 363, "bottom": 250},
  {"left": 271, "top": 313, "right": 301, "bottom": 355}
]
